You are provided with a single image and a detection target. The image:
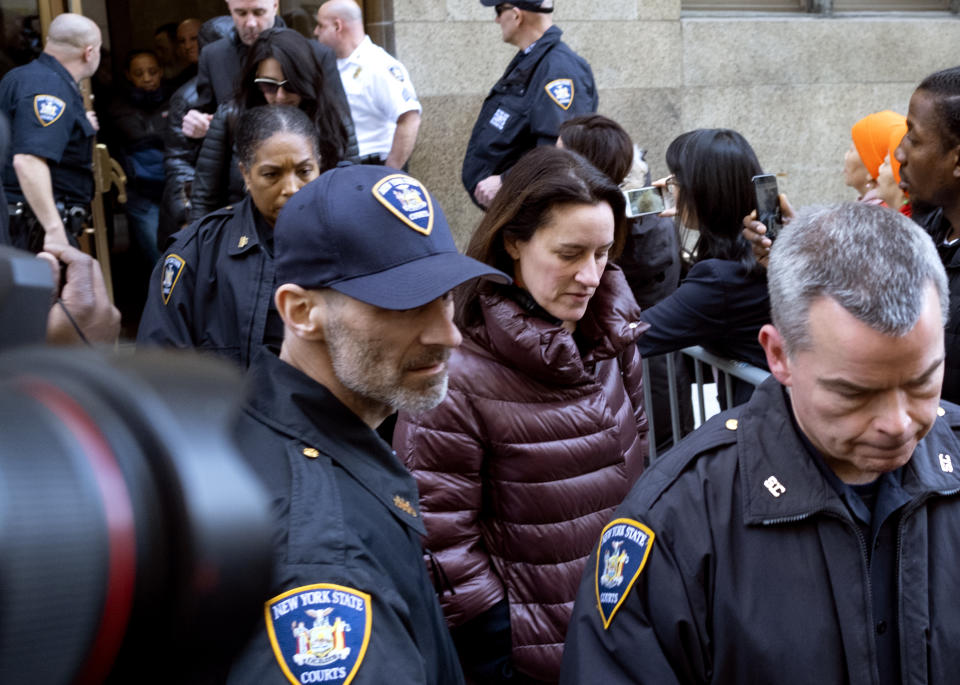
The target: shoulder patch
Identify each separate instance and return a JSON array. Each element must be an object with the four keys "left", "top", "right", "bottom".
[
  {"left": 161, "top": 254, "right": 186, "bottom": 305},
  {"left": 33, "top": 95, "right": 65, "bottom": 126},
  {"left": 595, "top": 518, "right": 655, "bottom": 629},
  {"left": 265, "top": 583, "right": 372, "bottom": 685},
  {"left": 388, "top": 65, "right": 405, "bottom": 82},
  {"left": 372, "top": 174, "right": 434, "bottom": 235},
  {"left": 489, "top": 108, "right": 511, "bottom": 131},
  {"left": 544, "top": 78, "right": 574, "bottom": 110}
]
